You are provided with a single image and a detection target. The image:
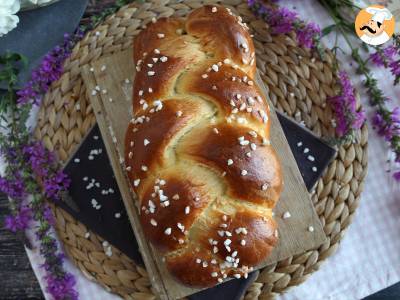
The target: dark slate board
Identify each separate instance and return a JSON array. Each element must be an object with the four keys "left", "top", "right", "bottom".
[
  {"left": 62, "top": 127, "right": 142, "bottom": 264},
  {"left": 277, "top": 114, "right": 336, "bottom": 191},
  {"left": 190, "top": 270, "right": 259, "bottom": 300},
  {"left": 0, "top": 0, "right": 88, "bottom": 89},
  {"left": 59, "top": 113, "right": 336, "bottom": 300}
]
